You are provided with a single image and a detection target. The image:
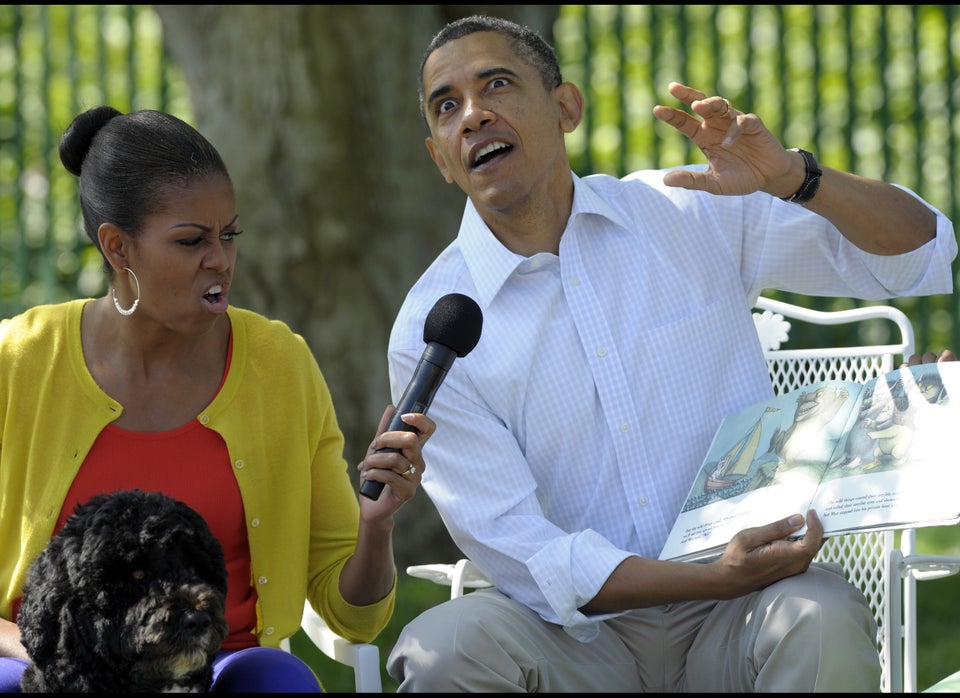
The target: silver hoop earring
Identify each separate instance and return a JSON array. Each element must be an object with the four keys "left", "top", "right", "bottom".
[{"left": 111, "top": 267, "right": 141, "bottom": 316}]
